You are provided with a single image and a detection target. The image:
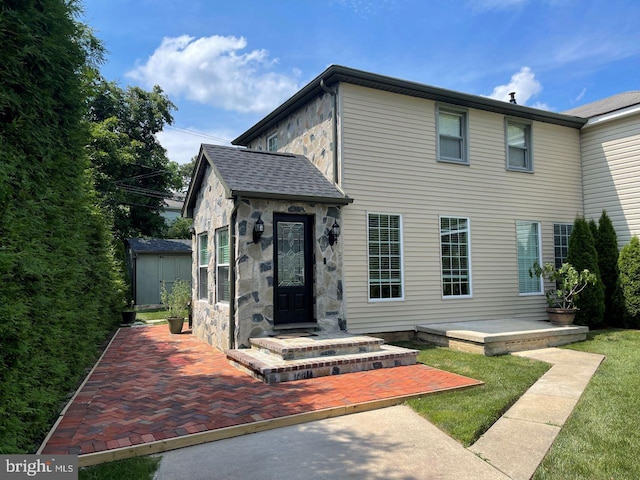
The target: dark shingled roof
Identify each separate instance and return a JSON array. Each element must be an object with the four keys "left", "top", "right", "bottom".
[
  {"left": 187, "top": 145, "right": 352, "bottom": 210},
  {"left": 233, "top": 65, "right": 587, "bottom": 146},
  {"left": 127, "top": 238, "right": 191, "bottom": 254},
  {"left": 563, "top": 91, "right": 640, "bottom": 118}
]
